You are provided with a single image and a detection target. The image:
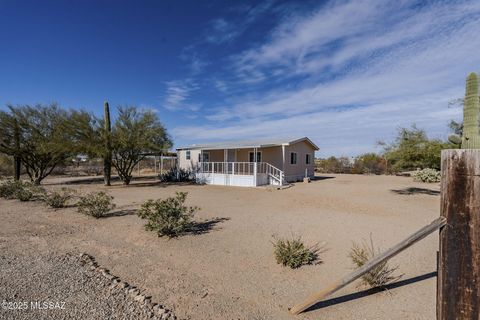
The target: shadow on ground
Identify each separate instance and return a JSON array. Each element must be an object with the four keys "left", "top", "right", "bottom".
[
  {"left": 47, "top": 175, "right": 155, "bottom": 185},
  {"left": 46, "top": 176, "right": 199, "bottom": 189},
  {"left": 302, "top": 271, "right": 437, "bottom": 313},
  {"left": 103, "top": 208, "right": 138, "bottom": 218},
  {"left": 185, "top": 217, "right": 230, "bottom": 235},
  {"left": 311, "top": 176, "right": 336, "bottom": 181},
  {"left": 391, "top": 187, "right": 440, "bottom": 196}
]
